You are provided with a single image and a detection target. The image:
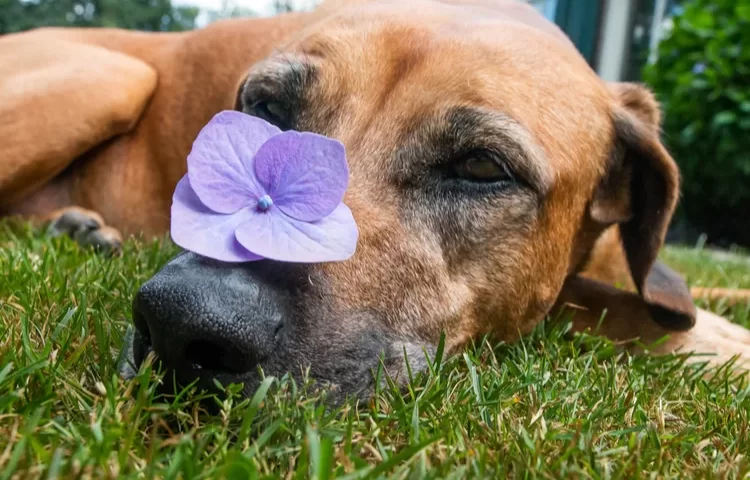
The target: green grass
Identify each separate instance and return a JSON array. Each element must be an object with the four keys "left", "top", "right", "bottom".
[{"left": 1, "top": 220, "right": 749, "bottom": 479}]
